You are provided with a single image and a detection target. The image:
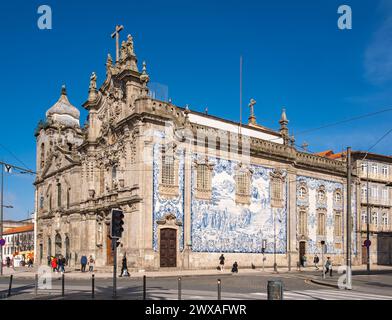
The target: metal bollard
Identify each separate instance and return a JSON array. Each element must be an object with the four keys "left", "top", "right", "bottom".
[
  {"left": 267, "top": 280, "right": 283, "bottom": 300},
  {"left": 143, "top": 275, "right": 146, "bottom": 300},
  {"left": 7, "top": 275, "right": 13, "bottom": 297},
  {"left": 92, "top": 274, "right": 95, "bottom": 299},
  {"left": 35, "top": 274, "right": 38, "bottom": 295},
  {"left": 217, "top": 279, "right": 221, "bottom": 300},
  {"left": 61, "top": 273, "right": 65, "bottom": 297},
  {"left": 178, "top": 277, "right": 182, "bottom": 300}
]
